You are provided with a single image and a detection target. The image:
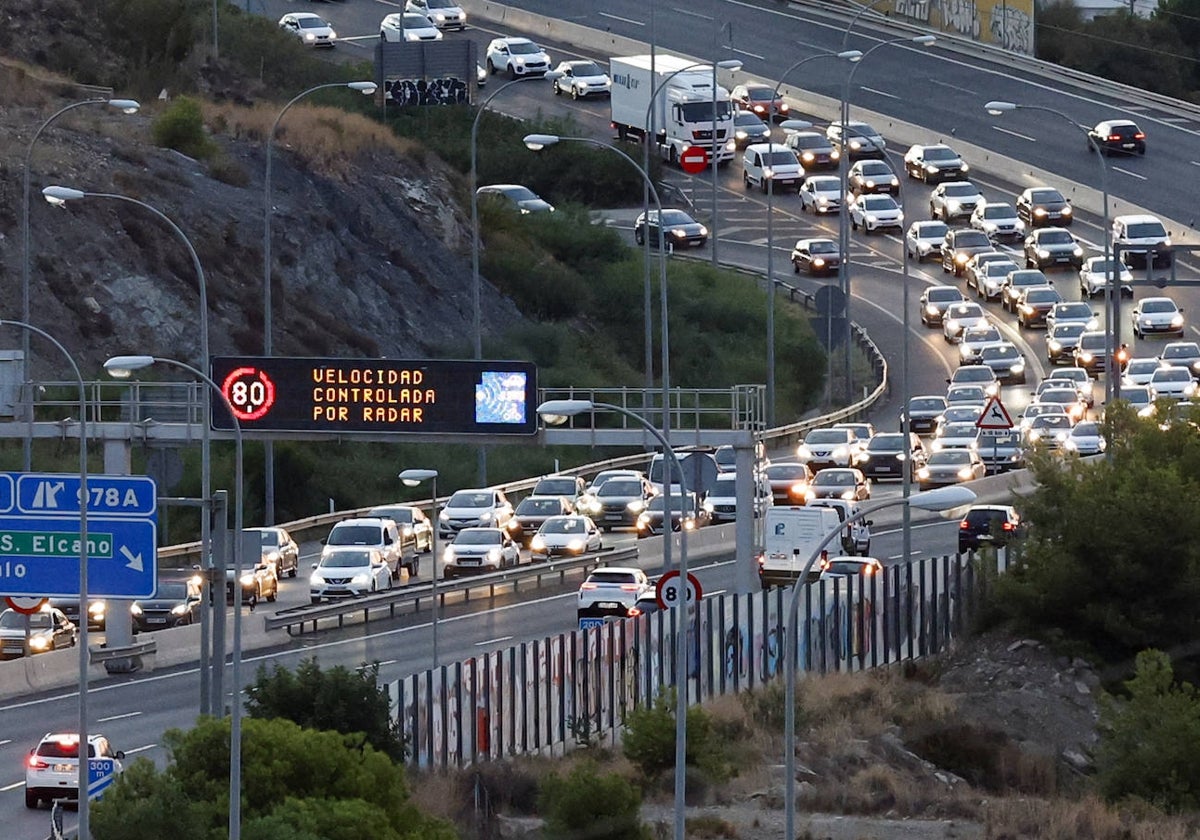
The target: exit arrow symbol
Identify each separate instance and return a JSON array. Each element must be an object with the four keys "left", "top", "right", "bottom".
[{"left": 120, "top": 545, "right": 143, "bottom": 572}]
